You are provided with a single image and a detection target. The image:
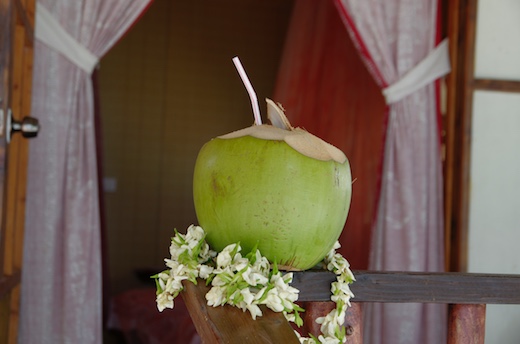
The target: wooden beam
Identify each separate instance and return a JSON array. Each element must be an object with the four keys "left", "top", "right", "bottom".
[
  {"left": 293, "top": 270, "right": 520, "bottom": 304},
  {"left": 472, "top": 78, "right": 520, "bottom": 93}
]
